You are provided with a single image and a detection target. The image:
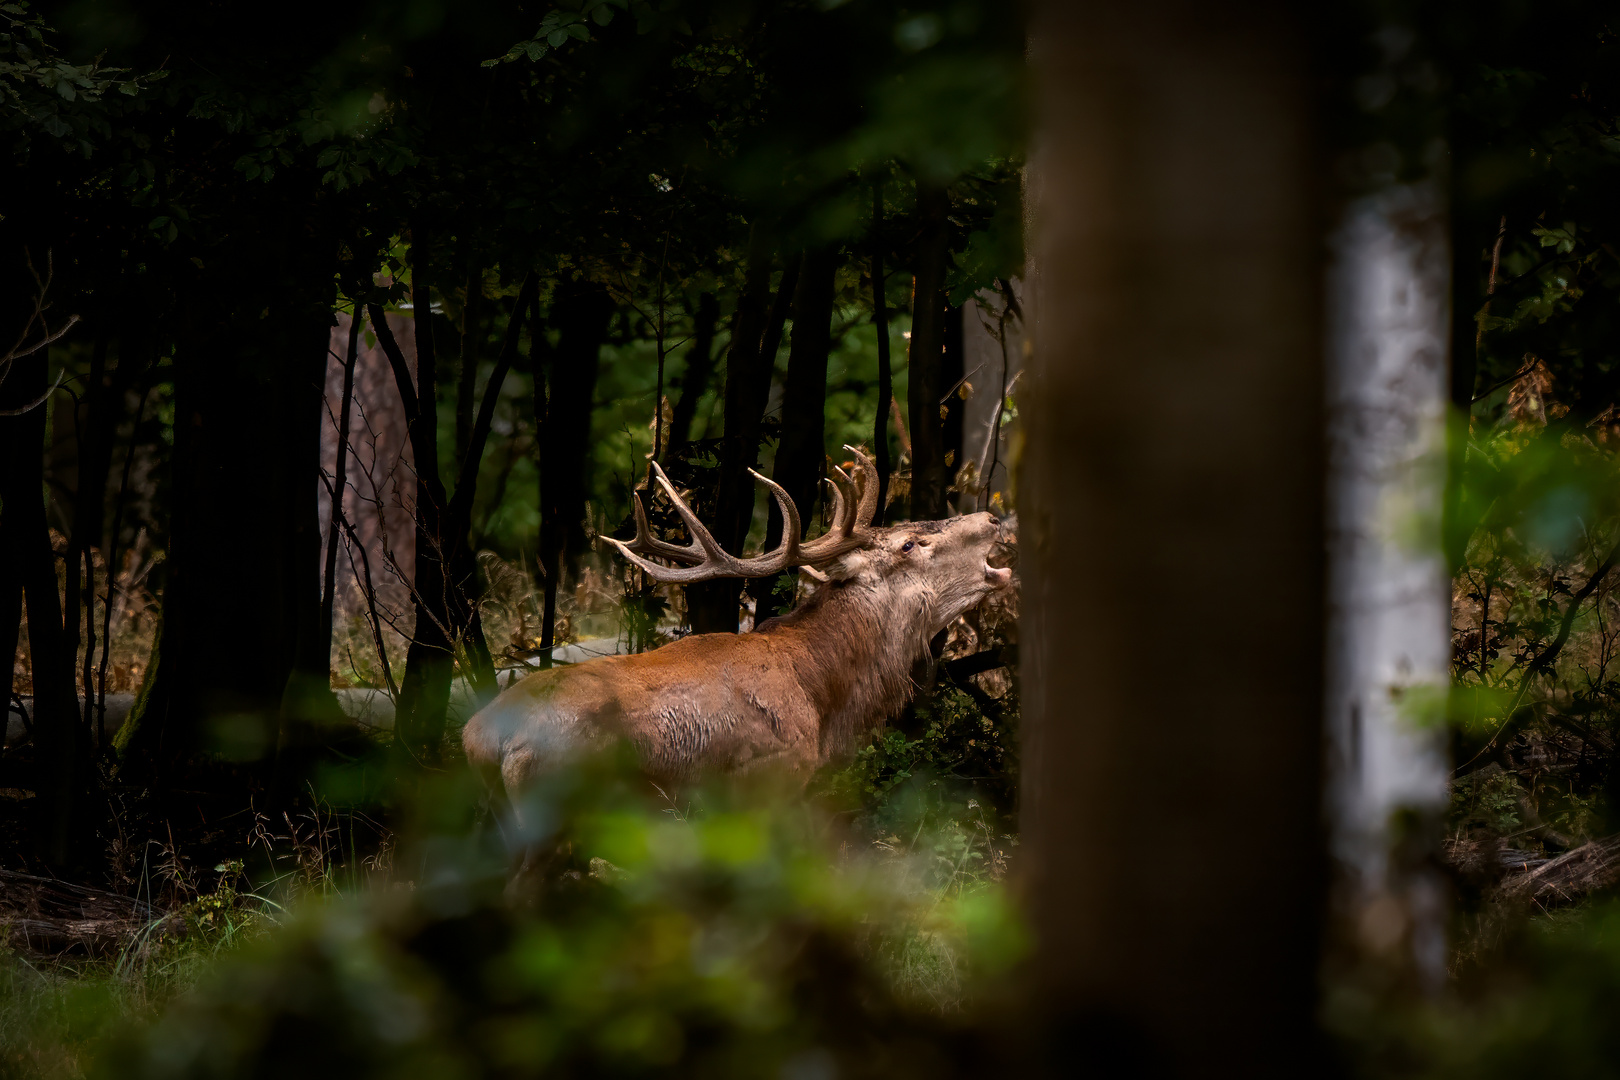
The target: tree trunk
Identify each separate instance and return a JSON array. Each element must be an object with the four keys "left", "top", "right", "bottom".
[
  {"left": 120, "top": 233, "right": 335, "bottom": 780},
  {"left": 59, "top": 329, "right": 105, "bottom": 734},
  {"left": 272, "top": 303, "right": 345, "bottom": 799},
  {"left": 667, "top": 291, "right": 719, "bottom": 460},
  {"left": 760, "top": 247, "right": 838, "bottom": 620},
  {"left": 455, "top": 261, "right": 482, "bottom": 465},
  {"left": 0, "top": 344, "right": 86, "bottom": 868},
  {"left": 318, "top": 309, "right": 363, "bottom": 664},
  {"left": 941, "top": 301, "right": 965, "bottom": 496},
  {"left": 393, "top": 265, "right": 457, "bottom": 768},
  {"left": 66, "top": 322, "right": 145, "bottom": 741},
  {"left": 687, "top": 230, "right": 774, "bottom": 635},
  {"left": 1022, "top": 3, "right": 1324, "bottom": 1074},
  {"left": 908, "top": 183, "right": 951, "bottom": 522},
  {"left": 445, "top": 274, "right": 537, "bottom": 706},
  {"left": 872, "top": 182, "right": 894, "bottom": 521},
  {"left": 538, "top": 279, "right": 613, "bottom": 657},
  {"left": 1324, "top": 190, "right": 1451, "bottom": 984}
]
